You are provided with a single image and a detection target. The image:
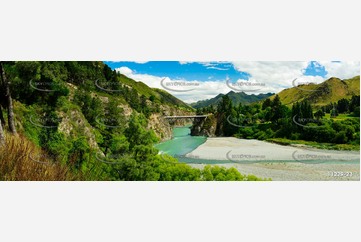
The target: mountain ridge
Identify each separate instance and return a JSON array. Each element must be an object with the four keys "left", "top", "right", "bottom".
[
  {"left": 272, "top": 75, "right": 360, "bottom": 107},
  {"left": 190, "top": 91, "right": 274, "bottom": 108}
]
